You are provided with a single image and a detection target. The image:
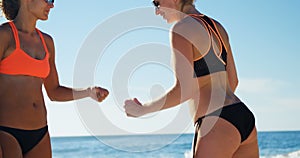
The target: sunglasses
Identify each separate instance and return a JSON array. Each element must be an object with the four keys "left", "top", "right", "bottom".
[
  {"left": 44, "top": 0, "right": 54, "bottom": 4},
  {"left": 152, "top": 0, "right": 160, "bottom": 9}
]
